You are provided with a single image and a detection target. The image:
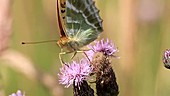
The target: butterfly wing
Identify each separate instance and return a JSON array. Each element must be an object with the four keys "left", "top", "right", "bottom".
[
  {"left": 56, "top": 0, "right": 67, "bottom": 37},
  {"left": 65, "top": 0, "right": 103, "bottom": 47}
]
